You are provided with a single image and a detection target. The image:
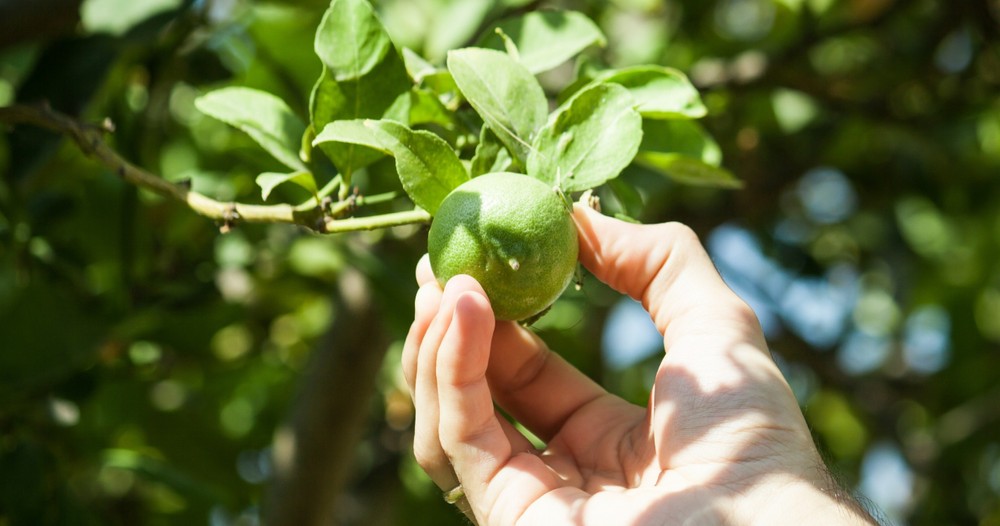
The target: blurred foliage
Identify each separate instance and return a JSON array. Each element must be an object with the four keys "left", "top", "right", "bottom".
[{"left": 1, "top": 0, "right": 999, "bottom": 525}]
